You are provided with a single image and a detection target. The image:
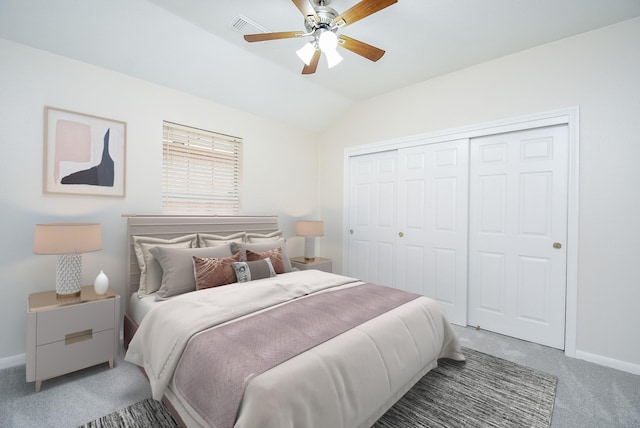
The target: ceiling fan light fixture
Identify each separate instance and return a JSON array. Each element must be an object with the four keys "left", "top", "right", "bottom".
[
  {"left": 244, "top": 0, "right": 398, "bottom": 75},
  {"left": 324, "top": 46, "right": 343, "bottom": 68},
  {"left": 296, "top": 42, "right": 316, "bottom": 65},
  {"left": 318, "top": 29, "right": 338, "bottom": 52}
]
